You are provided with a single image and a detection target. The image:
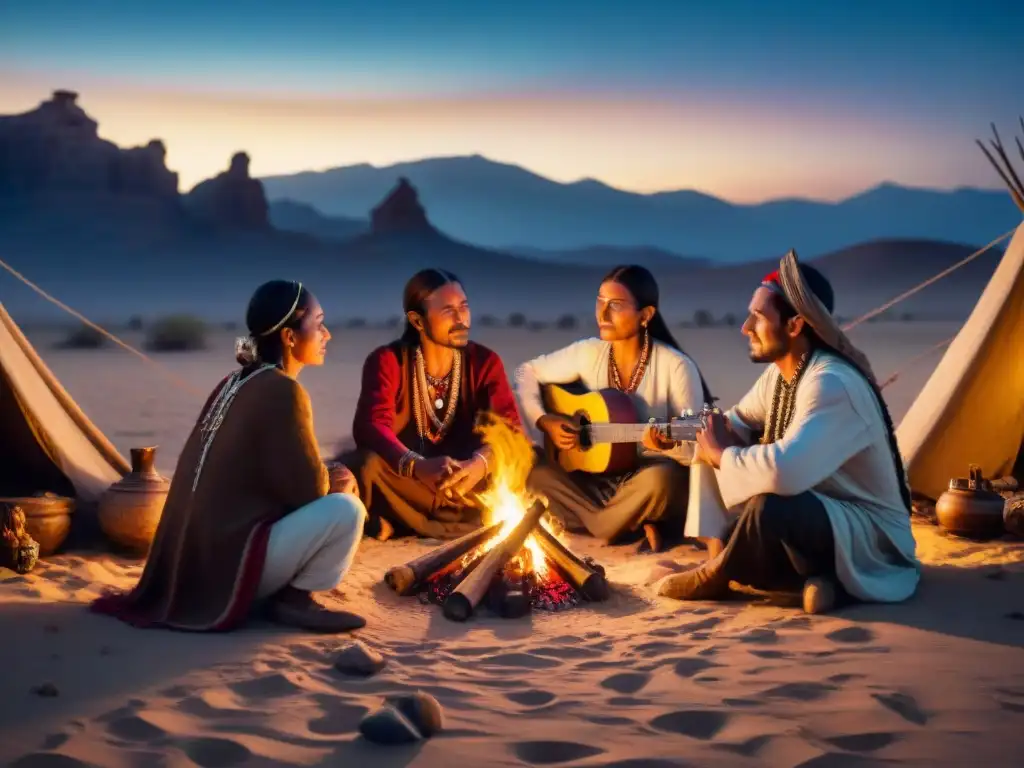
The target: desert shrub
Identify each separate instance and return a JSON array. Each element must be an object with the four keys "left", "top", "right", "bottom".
[
  {"left": 721, "top": 313, "right": 737, "bottom": 327},
  {"left": 346, "top": 317, "right": 367, "bottom": 329},
  {"left": 693, "top": 309, "right": 714, "bottom": 327},
  {"left": 384, "top": 316, "right": 401, "bottom": 329},
  {"left": 58, "top": 324, "right": 106, "bottom": 350},
  {"left": 555, "top": 314, "right": 578, "bottom": 330},
  {"left": 127, "top": 315, "right": 144, "bottom": 331},
  {"left": 508, "top": 312, "right": 527, "bottom": 328},
  {"left": 145, "top": 314, "right": 207, "bottom": 352},
  {"left": 900, "top": 312, "right": 914, "bottom": 322},
  {"left": 221, "top": 320, "right": 239, "bottom": 332},
  {"left": 528, "top": 321, "right": 549, "bottom": 332},
  {"left": 479, "top": 314, "right": 499, "bottom": 327}
]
